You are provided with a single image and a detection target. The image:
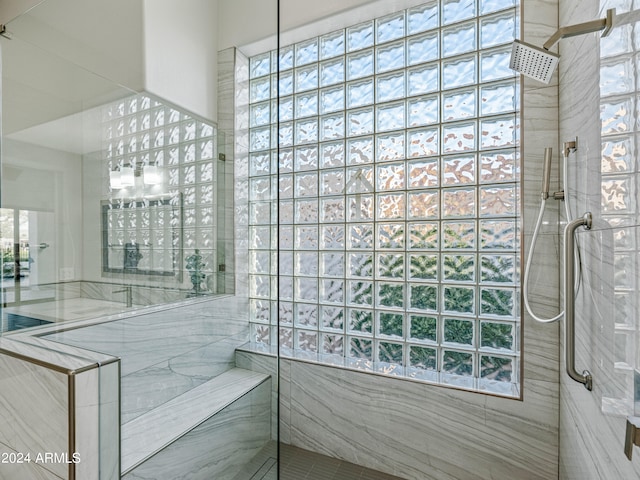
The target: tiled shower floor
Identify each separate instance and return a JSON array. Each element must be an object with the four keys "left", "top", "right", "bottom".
[{"left": 237, "top": 443, "right": 406, "bottom": 480}]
